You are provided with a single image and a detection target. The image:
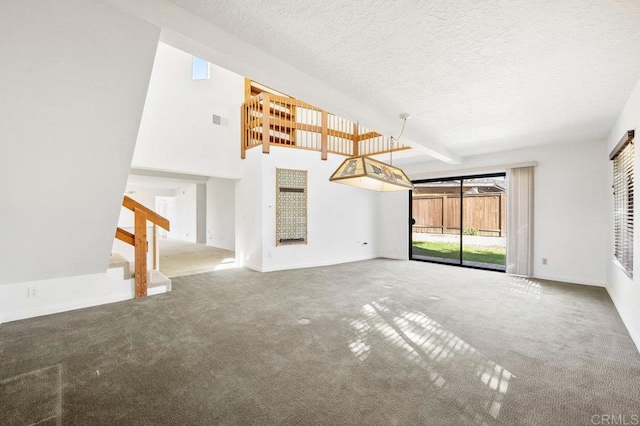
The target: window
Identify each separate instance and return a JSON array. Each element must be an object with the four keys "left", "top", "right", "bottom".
[
  {"left": 611, "top": 130, "right": 635, "bottom": 277},
  {"left": 192, "top": 56, "right": 210, "bottom": 80}
]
